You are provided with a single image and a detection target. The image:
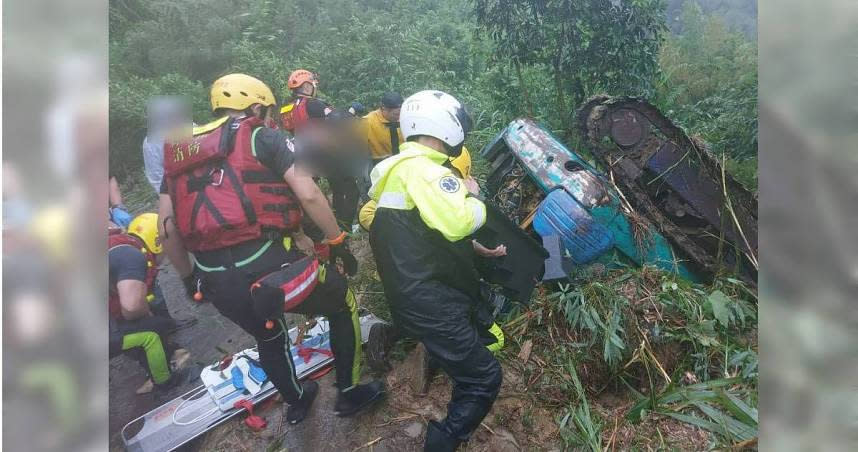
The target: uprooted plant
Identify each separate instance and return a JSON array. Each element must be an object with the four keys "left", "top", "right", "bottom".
[{"left": 500, "top": 265, "right": 758, "bottom": 448}]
